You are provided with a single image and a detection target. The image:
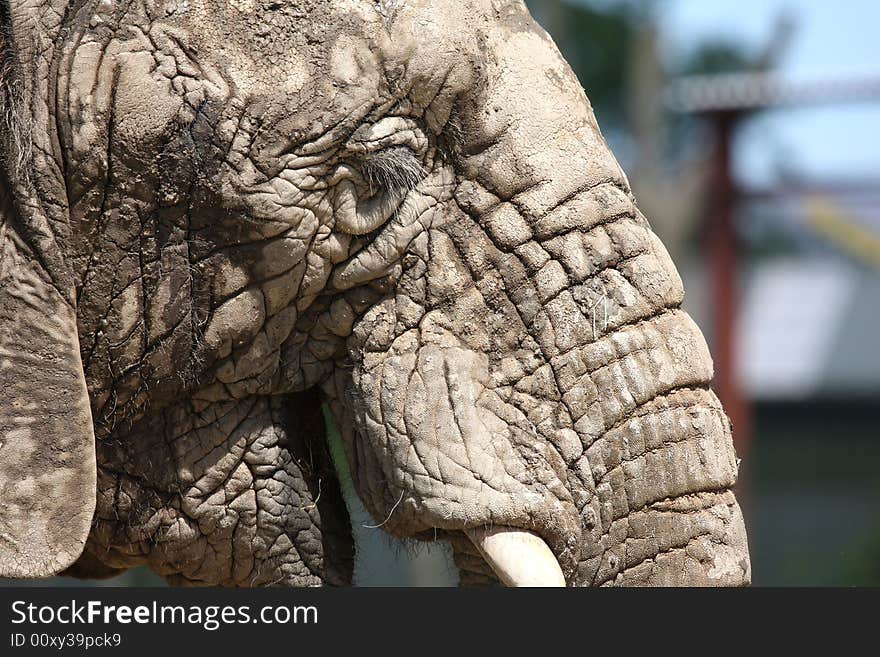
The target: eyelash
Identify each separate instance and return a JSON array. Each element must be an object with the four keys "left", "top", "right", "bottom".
[{"left": 360, "top": 146, "right": 425, "bottom": 195}]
